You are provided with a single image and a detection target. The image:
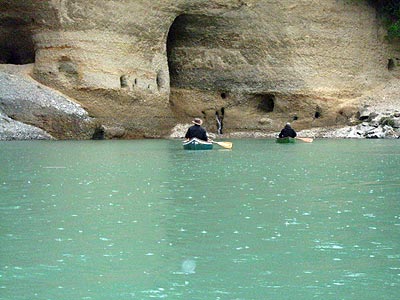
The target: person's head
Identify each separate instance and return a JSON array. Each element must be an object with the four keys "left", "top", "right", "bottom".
[
  {"left": 192, "top": 118, "right": 203, "bottom": 126},
  {"left": 285, "top": 122, "right": 291, "bottom": 128}
]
